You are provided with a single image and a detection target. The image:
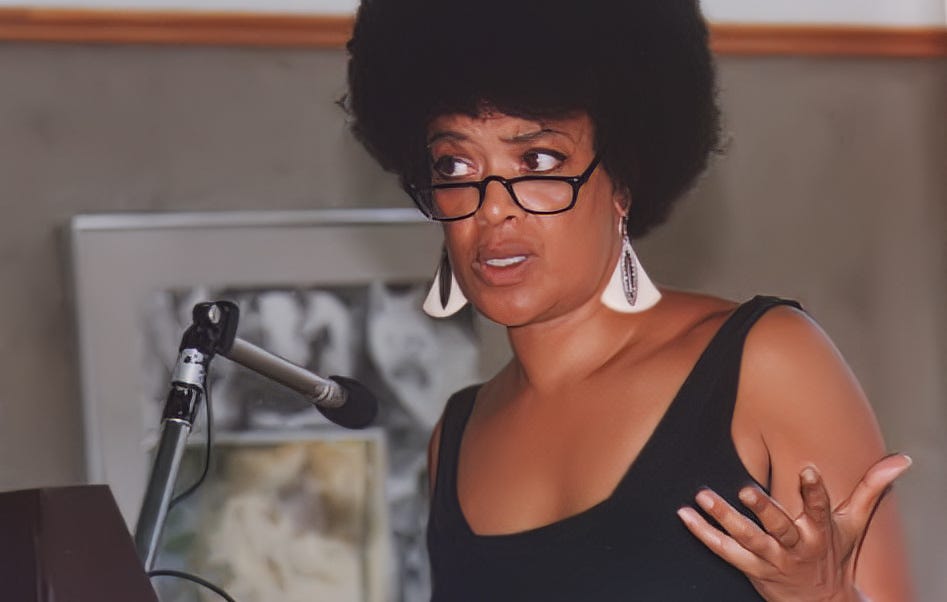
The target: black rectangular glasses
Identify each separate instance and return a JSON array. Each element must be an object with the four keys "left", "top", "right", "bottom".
[{"left": 407, "top": 154, "right": 602, "bottom": 221}]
